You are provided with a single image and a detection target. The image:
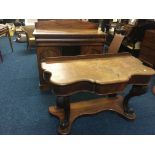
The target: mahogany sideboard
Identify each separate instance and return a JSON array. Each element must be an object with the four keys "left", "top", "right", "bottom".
[
  {"left": 139, "top": 29, "right": 155, "bottom": 95},
  {"left": 41, "top": 53, "right": 155, "bottom": 134},
  {"left": 33, "top": 20, "right": 106, "bottom": 91}
]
